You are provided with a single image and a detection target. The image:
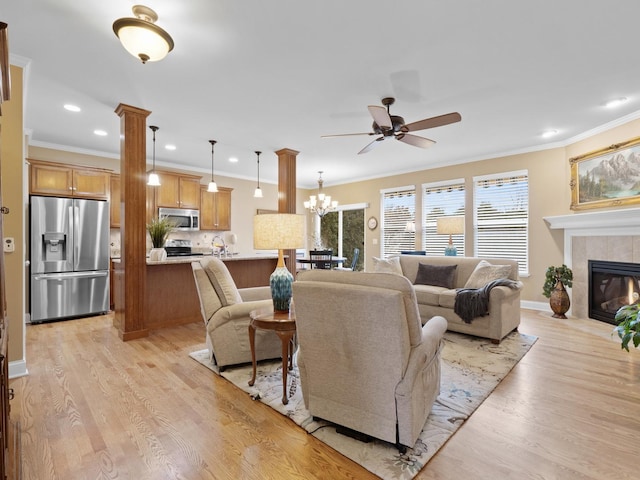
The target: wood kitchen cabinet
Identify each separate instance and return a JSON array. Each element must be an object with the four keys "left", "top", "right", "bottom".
[
  {"left": 110, "top": 174, "right": 156, "bottom": 226},
  {"left": 29, "top": 159, "right": 111, "bottom": 200},
  {"left": 109, "top": 174, "right": 121, "bottom": 228},
  {"left": 155, "top": 171, "right": 201, "bottom": 209},
  {"left": 200, "top": 186, "right": 232, "bottom": 231}
]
